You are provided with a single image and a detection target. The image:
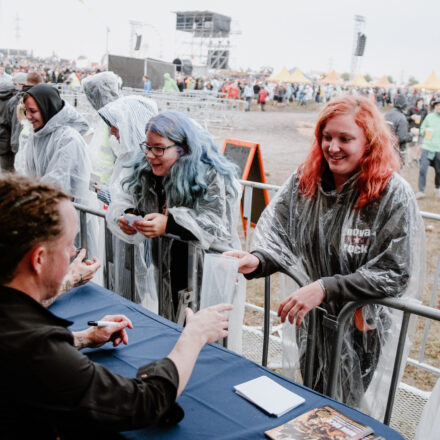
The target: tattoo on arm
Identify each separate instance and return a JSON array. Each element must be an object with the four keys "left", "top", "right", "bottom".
[
  {"left": 62, "top": 279, "right": 72, "bottom": 293},
  {"left": 74, "top": 333, "right": 87, "bottom": 350}
]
